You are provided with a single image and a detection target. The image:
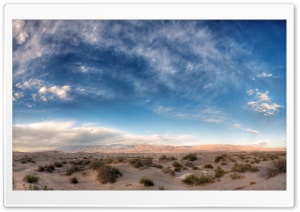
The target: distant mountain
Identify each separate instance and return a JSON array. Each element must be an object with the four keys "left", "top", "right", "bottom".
[{"left": 55, "top": 143, "right": 285, "bottom": 153}]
